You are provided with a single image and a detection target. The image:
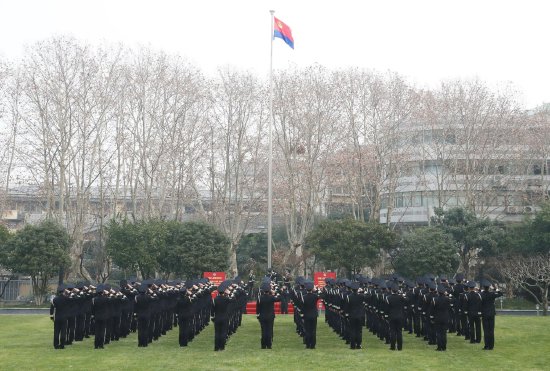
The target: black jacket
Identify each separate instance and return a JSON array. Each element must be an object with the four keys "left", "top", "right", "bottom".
[
  {"left": 466, "top": 290, "right": 483, "bottom": 317},
  {"left": 176, "top": 294, "right": 193, "bottom": 319},
  {"left": 211, "top": 295, "right": 232, "bottom": 323},
  {"left": 301, "top": 292, "right": 319, "bottom": 320},
  {"left": 134, "top": 293, "right": 153, "bottom": 319},
  {"left": 431, "top": 295, "right": 450, "bottom": 323},
  {"left": 481, "top": 290, "right": 503, "bottom": 317},
  {"left": 92, "top": 295, "right": 111, "bottom": 321},
  {"left": 50, "top": 295, "right": 71, "bottom": 321},
  {"left": 346, "top": 292, "right": 367, "bottom": 319},
  {"left": 386, "top": 293, "right": 406, "bottom": 320},
  {"left": 256, "top": 293, "right": 280, "bottom": 320}
]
